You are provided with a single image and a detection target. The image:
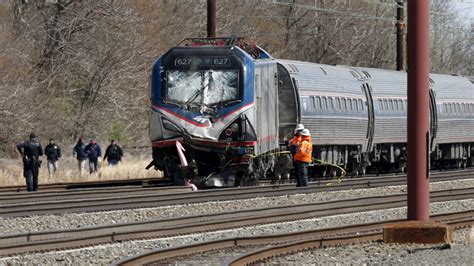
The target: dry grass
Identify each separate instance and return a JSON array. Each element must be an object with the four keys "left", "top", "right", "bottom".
[{"left": 0, "top": 155, "right": 162, "bottom": 187}]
